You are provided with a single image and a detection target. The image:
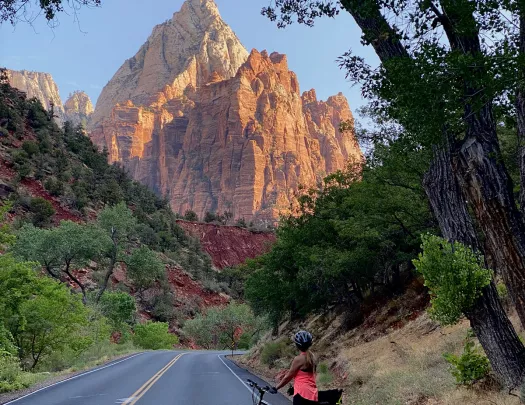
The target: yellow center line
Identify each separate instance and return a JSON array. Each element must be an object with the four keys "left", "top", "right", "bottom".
[{"left": 127, "top": 353, "right": 185, "bottom": 405}]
